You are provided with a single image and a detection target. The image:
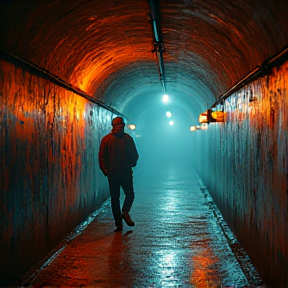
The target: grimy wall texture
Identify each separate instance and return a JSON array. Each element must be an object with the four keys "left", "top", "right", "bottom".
[
  {"left": 1, "top": 58, "right": 288, "bottom": 287},
  {"left": 0, "top": 58, "right": 113, "bottom": 284},
  {"left": 192, "top": 61, "right": 288, "bottom": 287}
]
